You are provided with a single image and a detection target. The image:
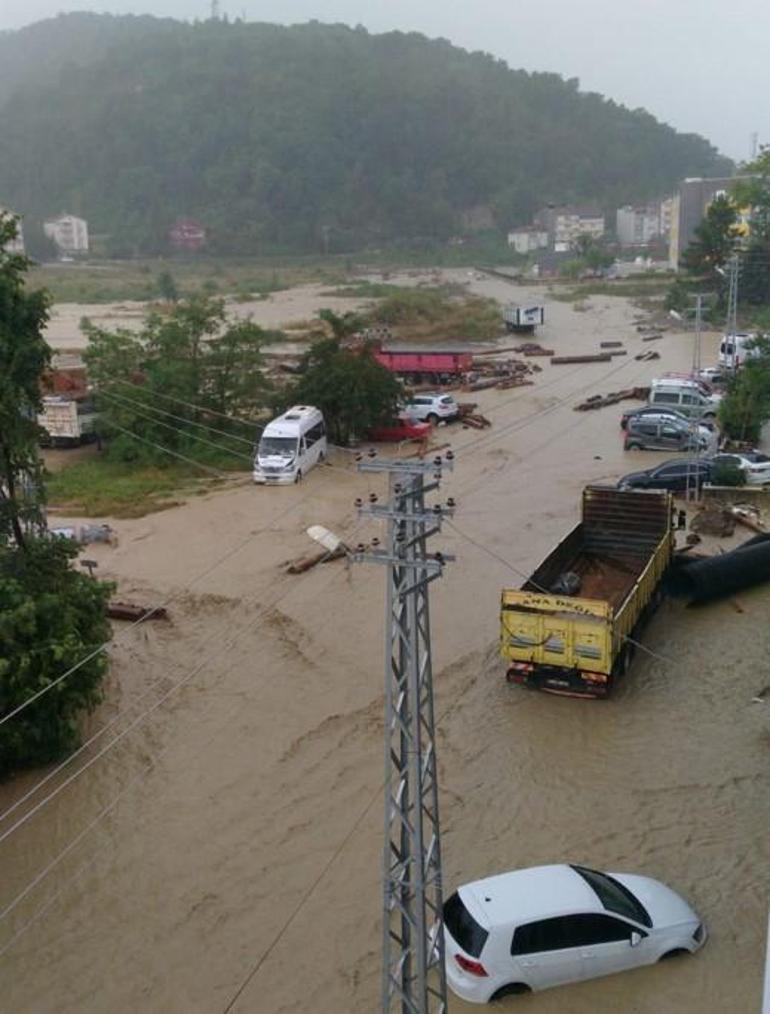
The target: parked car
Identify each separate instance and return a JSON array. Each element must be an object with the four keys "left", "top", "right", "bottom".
[
  {"left": 617, "top": 459, "right": 711, "bottom": 492},
  {"left": 368, "top": 416, "right": 431, "bottom": 442},
  {"left": 648, "top": 381, "right": 720, "bottom": 424},
  {"left": 443, "top": 863, "right": 706, "bottom": 1004},
  {"left": 708, "top": 451, "right": 770, "bottom": 486},
  {"left": 624, "top": 418, "right": 711, "bottom": 452},
  {"left": 403, "top": 392, "right": 459, "bottom": 424},
  {"left": 620, "top": 406, "right": 715, "bottom": 431}
]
